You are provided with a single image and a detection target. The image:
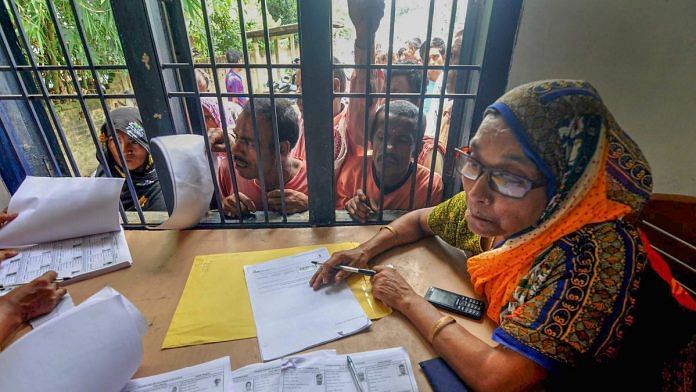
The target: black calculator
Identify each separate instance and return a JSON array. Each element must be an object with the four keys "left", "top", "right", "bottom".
[{"left": 424, "top": 286, "right": 485, "bottom": 320}]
